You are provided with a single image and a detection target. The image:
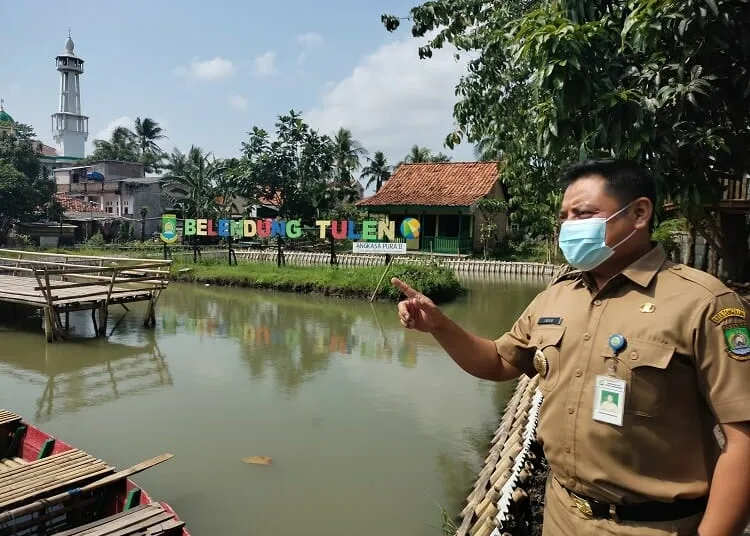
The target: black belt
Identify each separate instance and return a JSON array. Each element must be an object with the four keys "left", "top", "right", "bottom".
[{"left": 560, "top": 483, "right": 707, "bottom": 522}]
